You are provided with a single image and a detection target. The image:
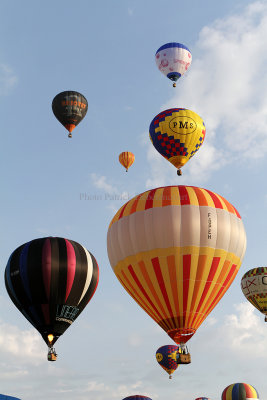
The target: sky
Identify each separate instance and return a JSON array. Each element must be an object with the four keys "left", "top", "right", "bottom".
[{"left": 1, "top": 0, "right": 267, "bottom": 399}]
